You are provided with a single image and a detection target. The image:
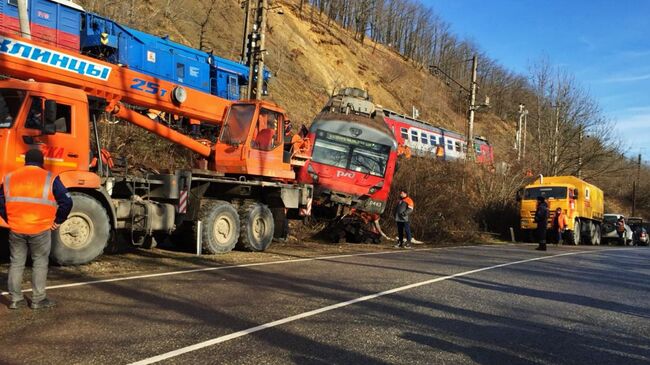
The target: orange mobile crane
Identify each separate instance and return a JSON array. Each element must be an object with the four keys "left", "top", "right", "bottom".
[{"left": 0, "top": 32, "right": 312, "bottom": 265}]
